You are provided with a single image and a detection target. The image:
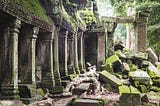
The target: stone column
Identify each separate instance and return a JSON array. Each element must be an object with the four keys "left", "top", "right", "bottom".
[
  {"left": 29, "top": 27, "right": 39, "bottom": 85},
  {"left": 105, "top": 22, "right": 117, "bottom": 57},
  {"left": 135, "top": 17, "right": 148, "bottom": 52},
  {"left": 67, "top": 33, "right": 76, "bottom": 75},
  {"left": 19, "top": 27, "right": 39, "bottom": 85},
  {"left": 74, "top": 30, "right": 79, "bottom": 74},
  {"left": 53, "top": 29, "right": 61, "bottom": 86},
  {"left": 59, "top": 30, "right": 68, "bottom": 77},
  {"left": 41, "top": 32, "right": 55, "bottom": 92},
  {"left": 1, "top": 19, "right": 21, "bottom": 99},
  {"left": 78, "top": 31, "right": 85, "bottom": 74}
]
